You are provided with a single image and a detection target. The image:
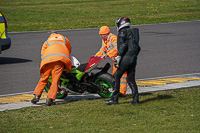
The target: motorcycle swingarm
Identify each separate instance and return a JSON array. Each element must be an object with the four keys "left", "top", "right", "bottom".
[{"left": 83, "top": 81, "right": 104, "bottom": 92}]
